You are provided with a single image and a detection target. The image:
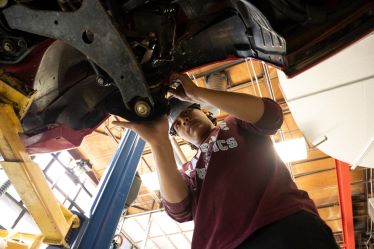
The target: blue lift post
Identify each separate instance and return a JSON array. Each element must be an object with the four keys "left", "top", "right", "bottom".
[{"left": 70, "top": 130, "right": 145, "bottom": 249}]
